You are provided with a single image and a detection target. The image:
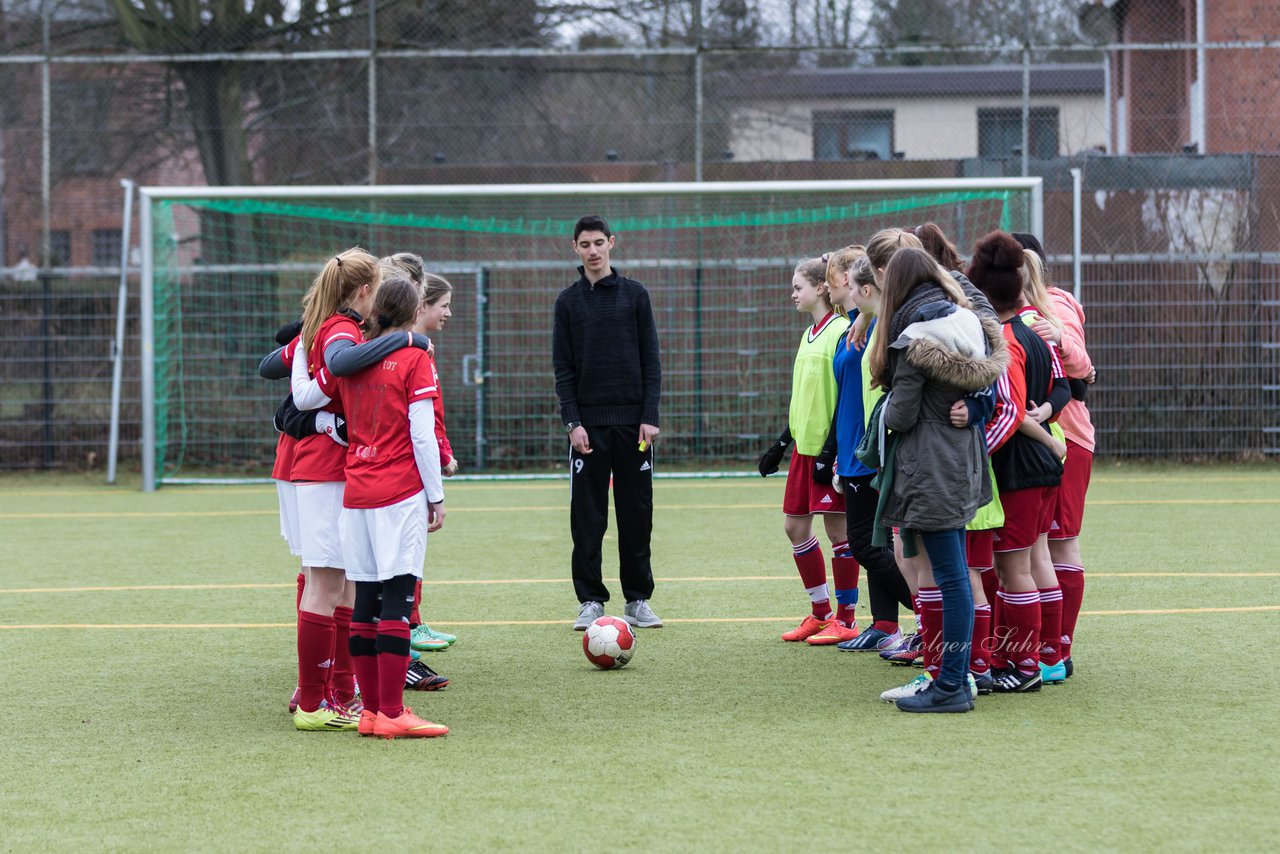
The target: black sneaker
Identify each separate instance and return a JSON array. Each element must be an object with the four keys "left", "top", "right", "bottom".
[
  {"left": 971, "top": 669, "right": 995, "bottom": 695},
  {"left": 895, "top": 681, "right": 975, "bottom": 713},
  {"left": 1064, "top": 656, "right": 1074, "bottom": 679},
  {"left": 992, "top": 666, "right": 1042, "bottom": 693},
  {"left": 405, "top": 660, "right": 449, "bottom": 691}
]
